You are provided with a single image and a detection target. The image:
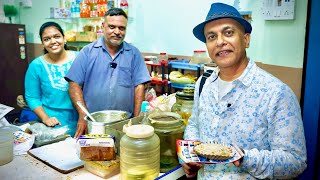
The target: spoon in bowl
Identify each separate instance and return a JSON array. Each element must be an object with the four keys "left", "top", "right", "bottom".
[{"left": 76, "top": 101, "right": 96, "bottom": 122}]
